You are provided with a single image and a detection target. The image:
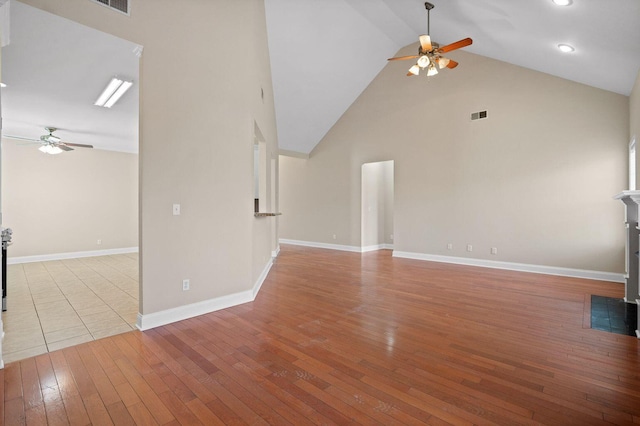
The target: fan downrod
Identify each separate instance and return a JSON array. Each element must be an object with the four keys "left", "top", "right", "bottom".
[
  {"left": 424, "top": 3, "right": 434, "bottom": 36},
  {"left": 45, "top": 127, "right": 57, "bottom": 134}
]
